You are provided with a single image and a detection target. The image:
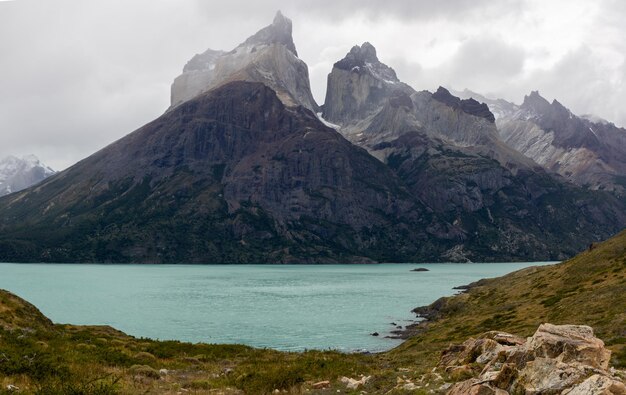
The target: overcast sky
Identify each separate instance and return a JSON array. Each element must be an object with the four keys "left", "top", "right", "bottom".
[{"left": 1, "top": 0, "right": 625, "bottom": 170}]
